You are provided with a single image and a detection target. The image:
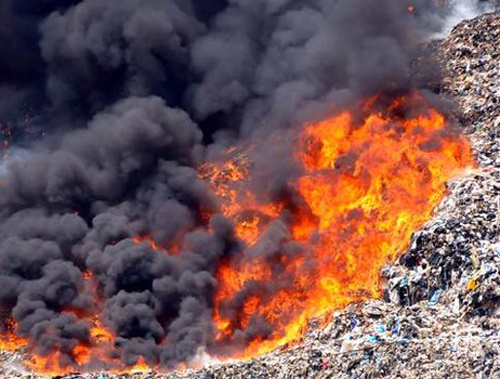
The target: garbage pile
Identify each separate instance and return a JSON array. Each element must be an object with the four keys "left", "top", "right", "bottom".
[
  {"left": 179, "top": 301, "right": 500, "bottom": 379},
  {"left": 438, "top": 9, "right": 500, "bottom": 166},
  {"left": 1, "top": 10, "right": 500, "bottom": 379}
]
